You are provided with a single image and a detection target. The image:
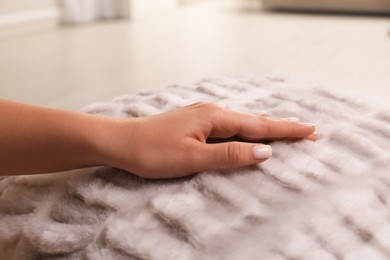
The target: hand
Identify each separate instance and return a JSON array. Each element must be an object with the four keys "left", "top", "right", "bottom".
[{"left": 96, "top": 102, "right": 316, "bottom": 179}]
